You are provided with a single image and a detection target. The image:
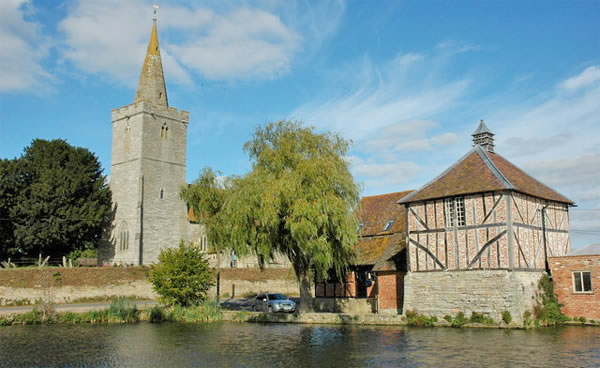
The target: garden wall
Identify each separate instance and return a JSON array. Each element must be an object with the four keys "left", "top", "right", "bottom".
[{"left": 0, "top": 267, "right": 299, "bottom": 306}]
